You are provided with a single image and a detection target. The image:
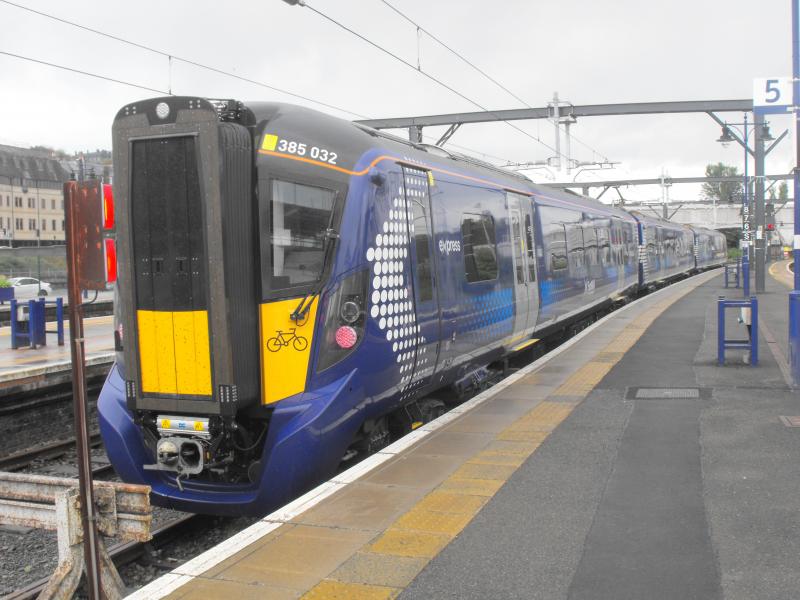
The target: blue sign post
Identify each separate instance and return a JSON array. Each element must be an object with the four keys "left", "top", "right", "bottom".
[{"left": 790, "top": 0, "right": 800, "bottom": 386}]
